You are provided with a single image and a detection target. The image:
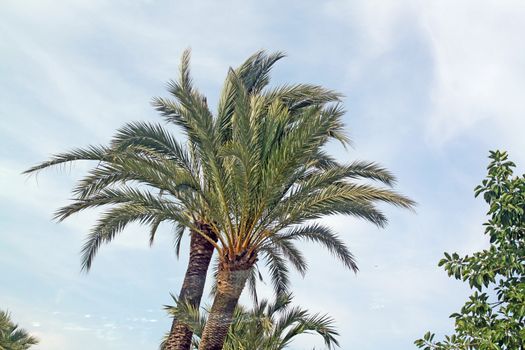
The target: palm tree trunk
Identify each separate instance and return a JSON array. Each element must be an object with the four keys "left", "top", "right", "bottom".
[
  {"left": 164, "top": 222, "right": 217, "bottom": 350},
  {"left": 198, "top": 253, "right": 256, "bottom": 350}
]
